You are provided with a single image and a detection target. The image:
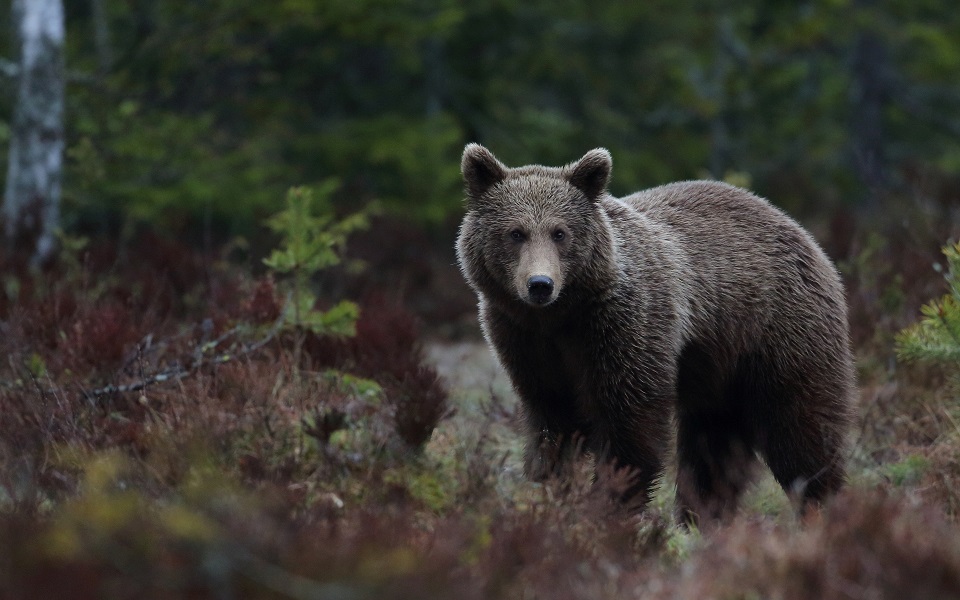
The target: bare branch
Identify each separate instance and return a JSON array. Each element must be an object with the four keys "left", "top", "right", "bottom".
[
  {"left": 1, "top": 316, "right": 286, "bottom": 399},
  {"left": 0, "top": 56, "right": 97, "bottom": 85},
  {"left": 82, "top": 319, "right": 284, "bottom": 398}
]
